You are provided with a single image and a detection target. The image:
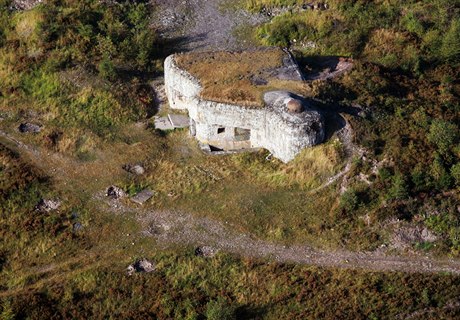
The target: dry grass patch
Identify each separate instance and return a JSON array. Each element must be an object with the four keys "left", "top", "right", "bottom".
[{"left": 174, "top": 48, "right": 309, "bottom": 108}]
